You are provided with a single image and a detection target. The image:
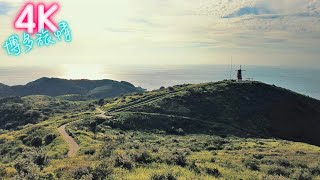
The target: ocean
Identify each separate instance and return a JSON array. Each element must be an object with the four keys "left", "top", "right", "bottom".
[{"left": 0, "top": 65, "right": 319, "bottom": 100}]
